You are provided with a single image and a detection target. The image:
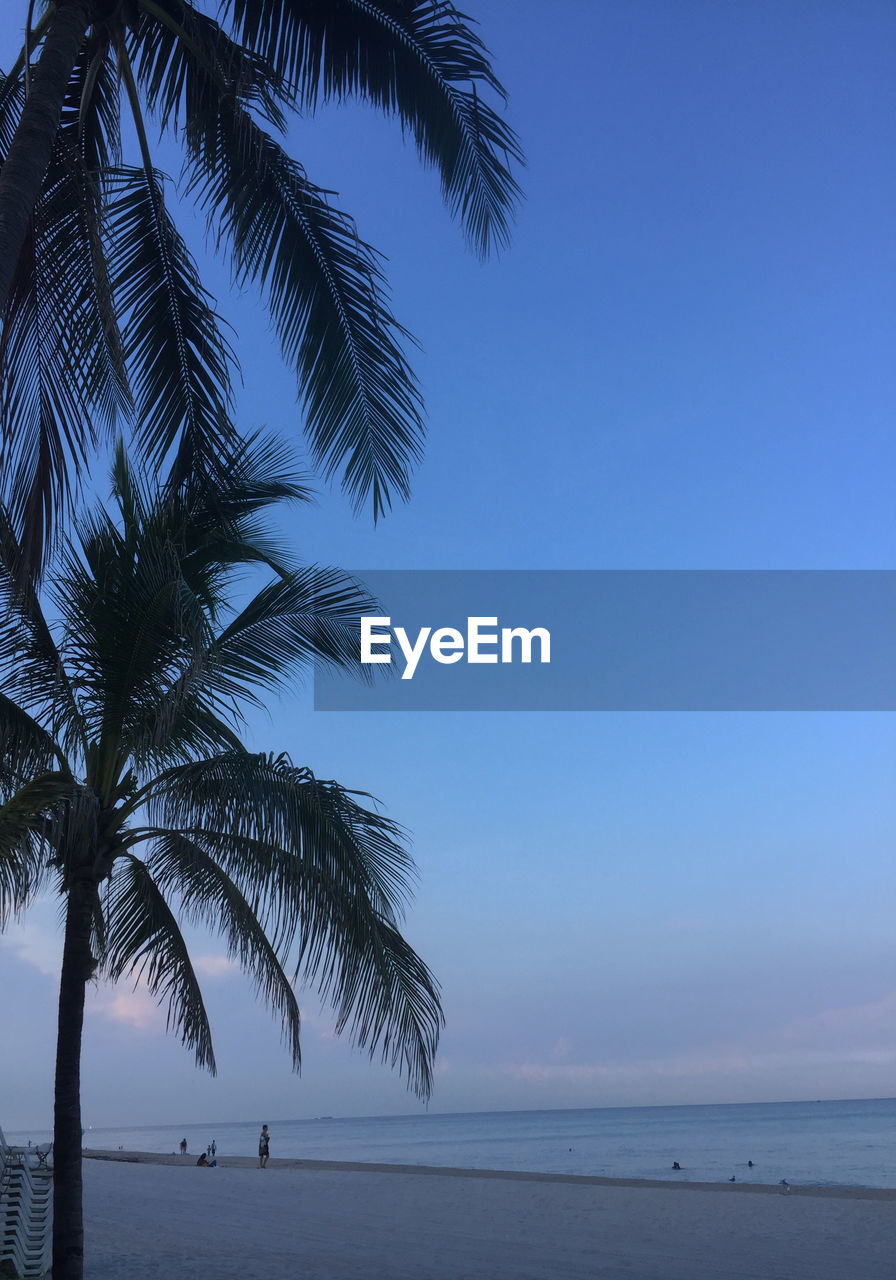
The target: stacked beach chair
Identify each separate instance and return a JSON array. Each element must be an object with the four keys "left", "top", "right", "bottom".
[{"left": 0, "top": 1127, "right": 53, "bottom": 1278}]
